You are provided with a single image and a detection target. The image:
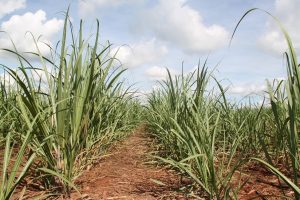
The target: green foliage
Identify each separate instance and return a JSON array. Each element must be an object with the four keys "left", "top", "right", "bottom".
[
  {"left": 0, "top": 120, "right": 36, "bottom": 200},
  {"left": 0, "top": 6, "right": 299, "bottom": 200},
  {"left": 146, "top": 65, "right": 249, "bottom": 199},
  {"left": 232, "top": 8, "right": 300, "bottom": 199},
  {"left": 0, "top": 9, "right": 141, "bottom": 196}
]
